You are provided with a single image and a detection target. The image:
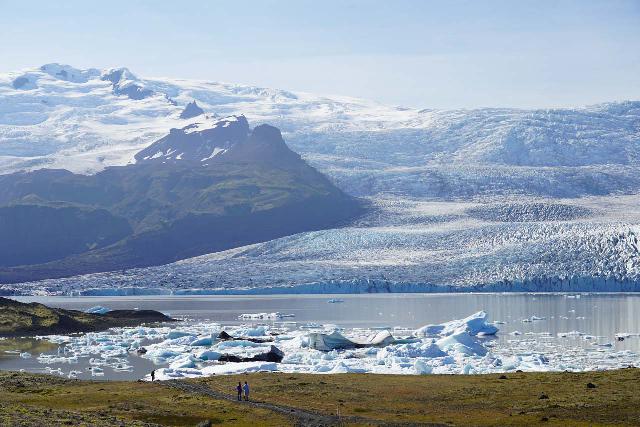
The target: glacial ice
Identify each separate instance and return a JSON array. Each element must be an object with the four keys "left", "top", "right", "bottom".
[
  {"left": 11, "top": 195, "right": 640, "bottom": 296},
  {"left": 238, "top": 312, "right": 295, "bottom": 320},
  {"left": 1, "top": 65, "right": 640, "bottom": 296},
  {"left": 415, "top": 311, "right": 498, "bottom": 337},
  {"left": 84, "top": 305, "right": 110, "bottom": 314},
  {"left": 29, "top": 311, "right": 638, "bottom": 380}
]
